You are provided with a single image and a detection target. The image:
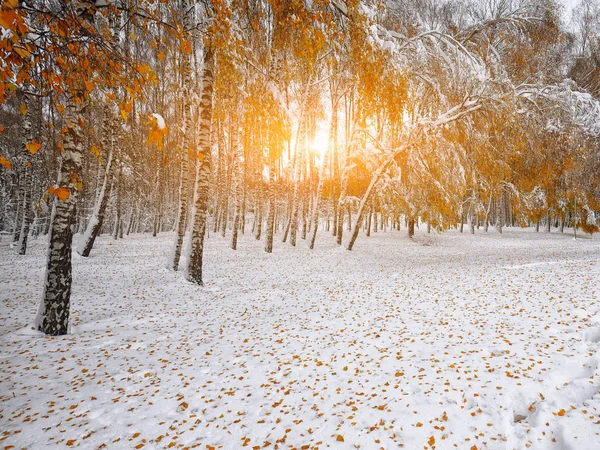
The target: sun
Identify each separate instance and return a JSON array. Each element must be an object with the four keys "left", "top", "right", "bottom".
[{"left": 311, "top": 128, "right": 329, "bottom": 160}]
